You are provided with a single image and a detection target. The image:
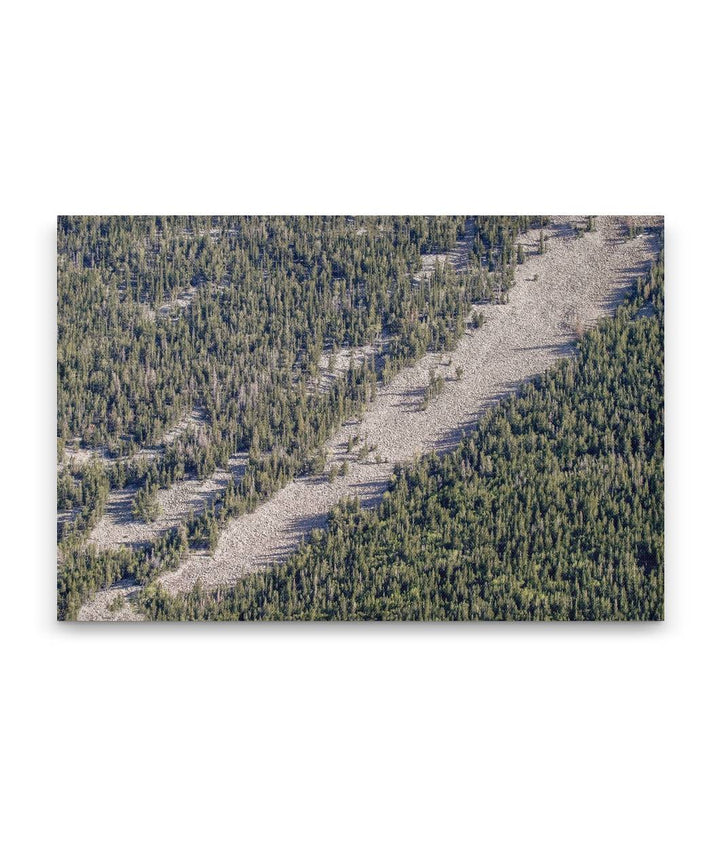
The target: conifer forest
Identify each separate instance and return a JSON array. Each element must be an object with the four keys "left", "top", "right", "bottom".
[{"left": 56, "top": 214, "right": 664, "bottom": 621}]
